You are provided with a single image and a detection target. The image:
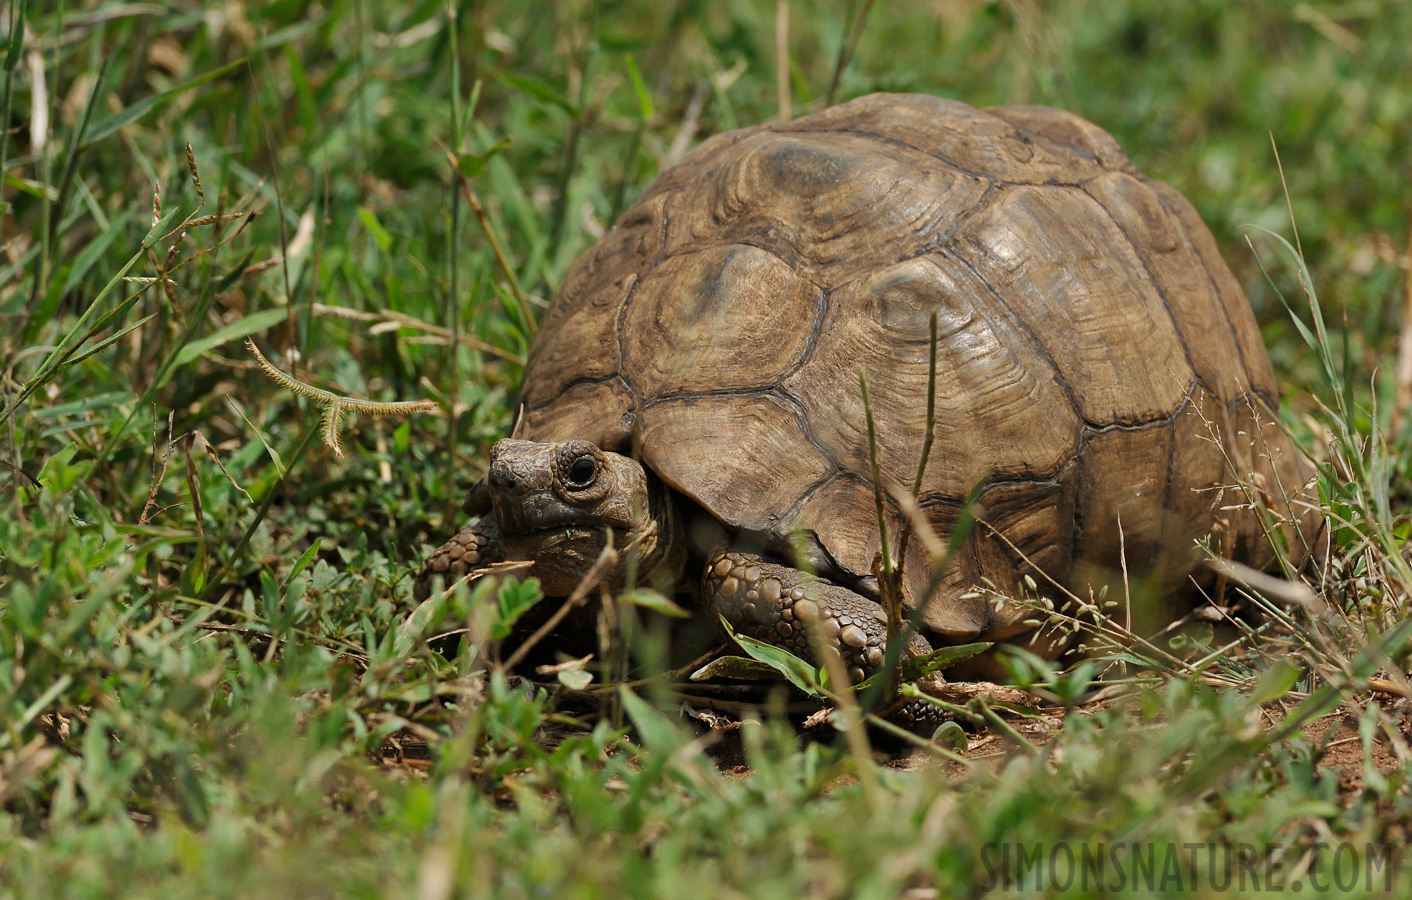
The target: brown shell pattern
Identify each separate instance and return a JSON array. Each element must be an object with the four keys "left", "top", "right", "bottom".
[{"left": 513, "top": 93, "right": 1320, "bottom": 640}]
